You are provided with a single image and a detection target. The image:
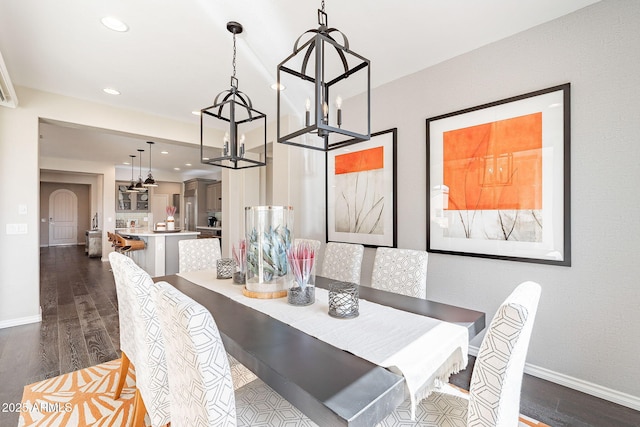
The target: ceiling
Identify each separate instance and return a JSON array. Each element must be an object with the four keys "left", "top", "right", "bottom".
[{"left": 0, "top": 0, "right": 599, "bottom": 178}]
